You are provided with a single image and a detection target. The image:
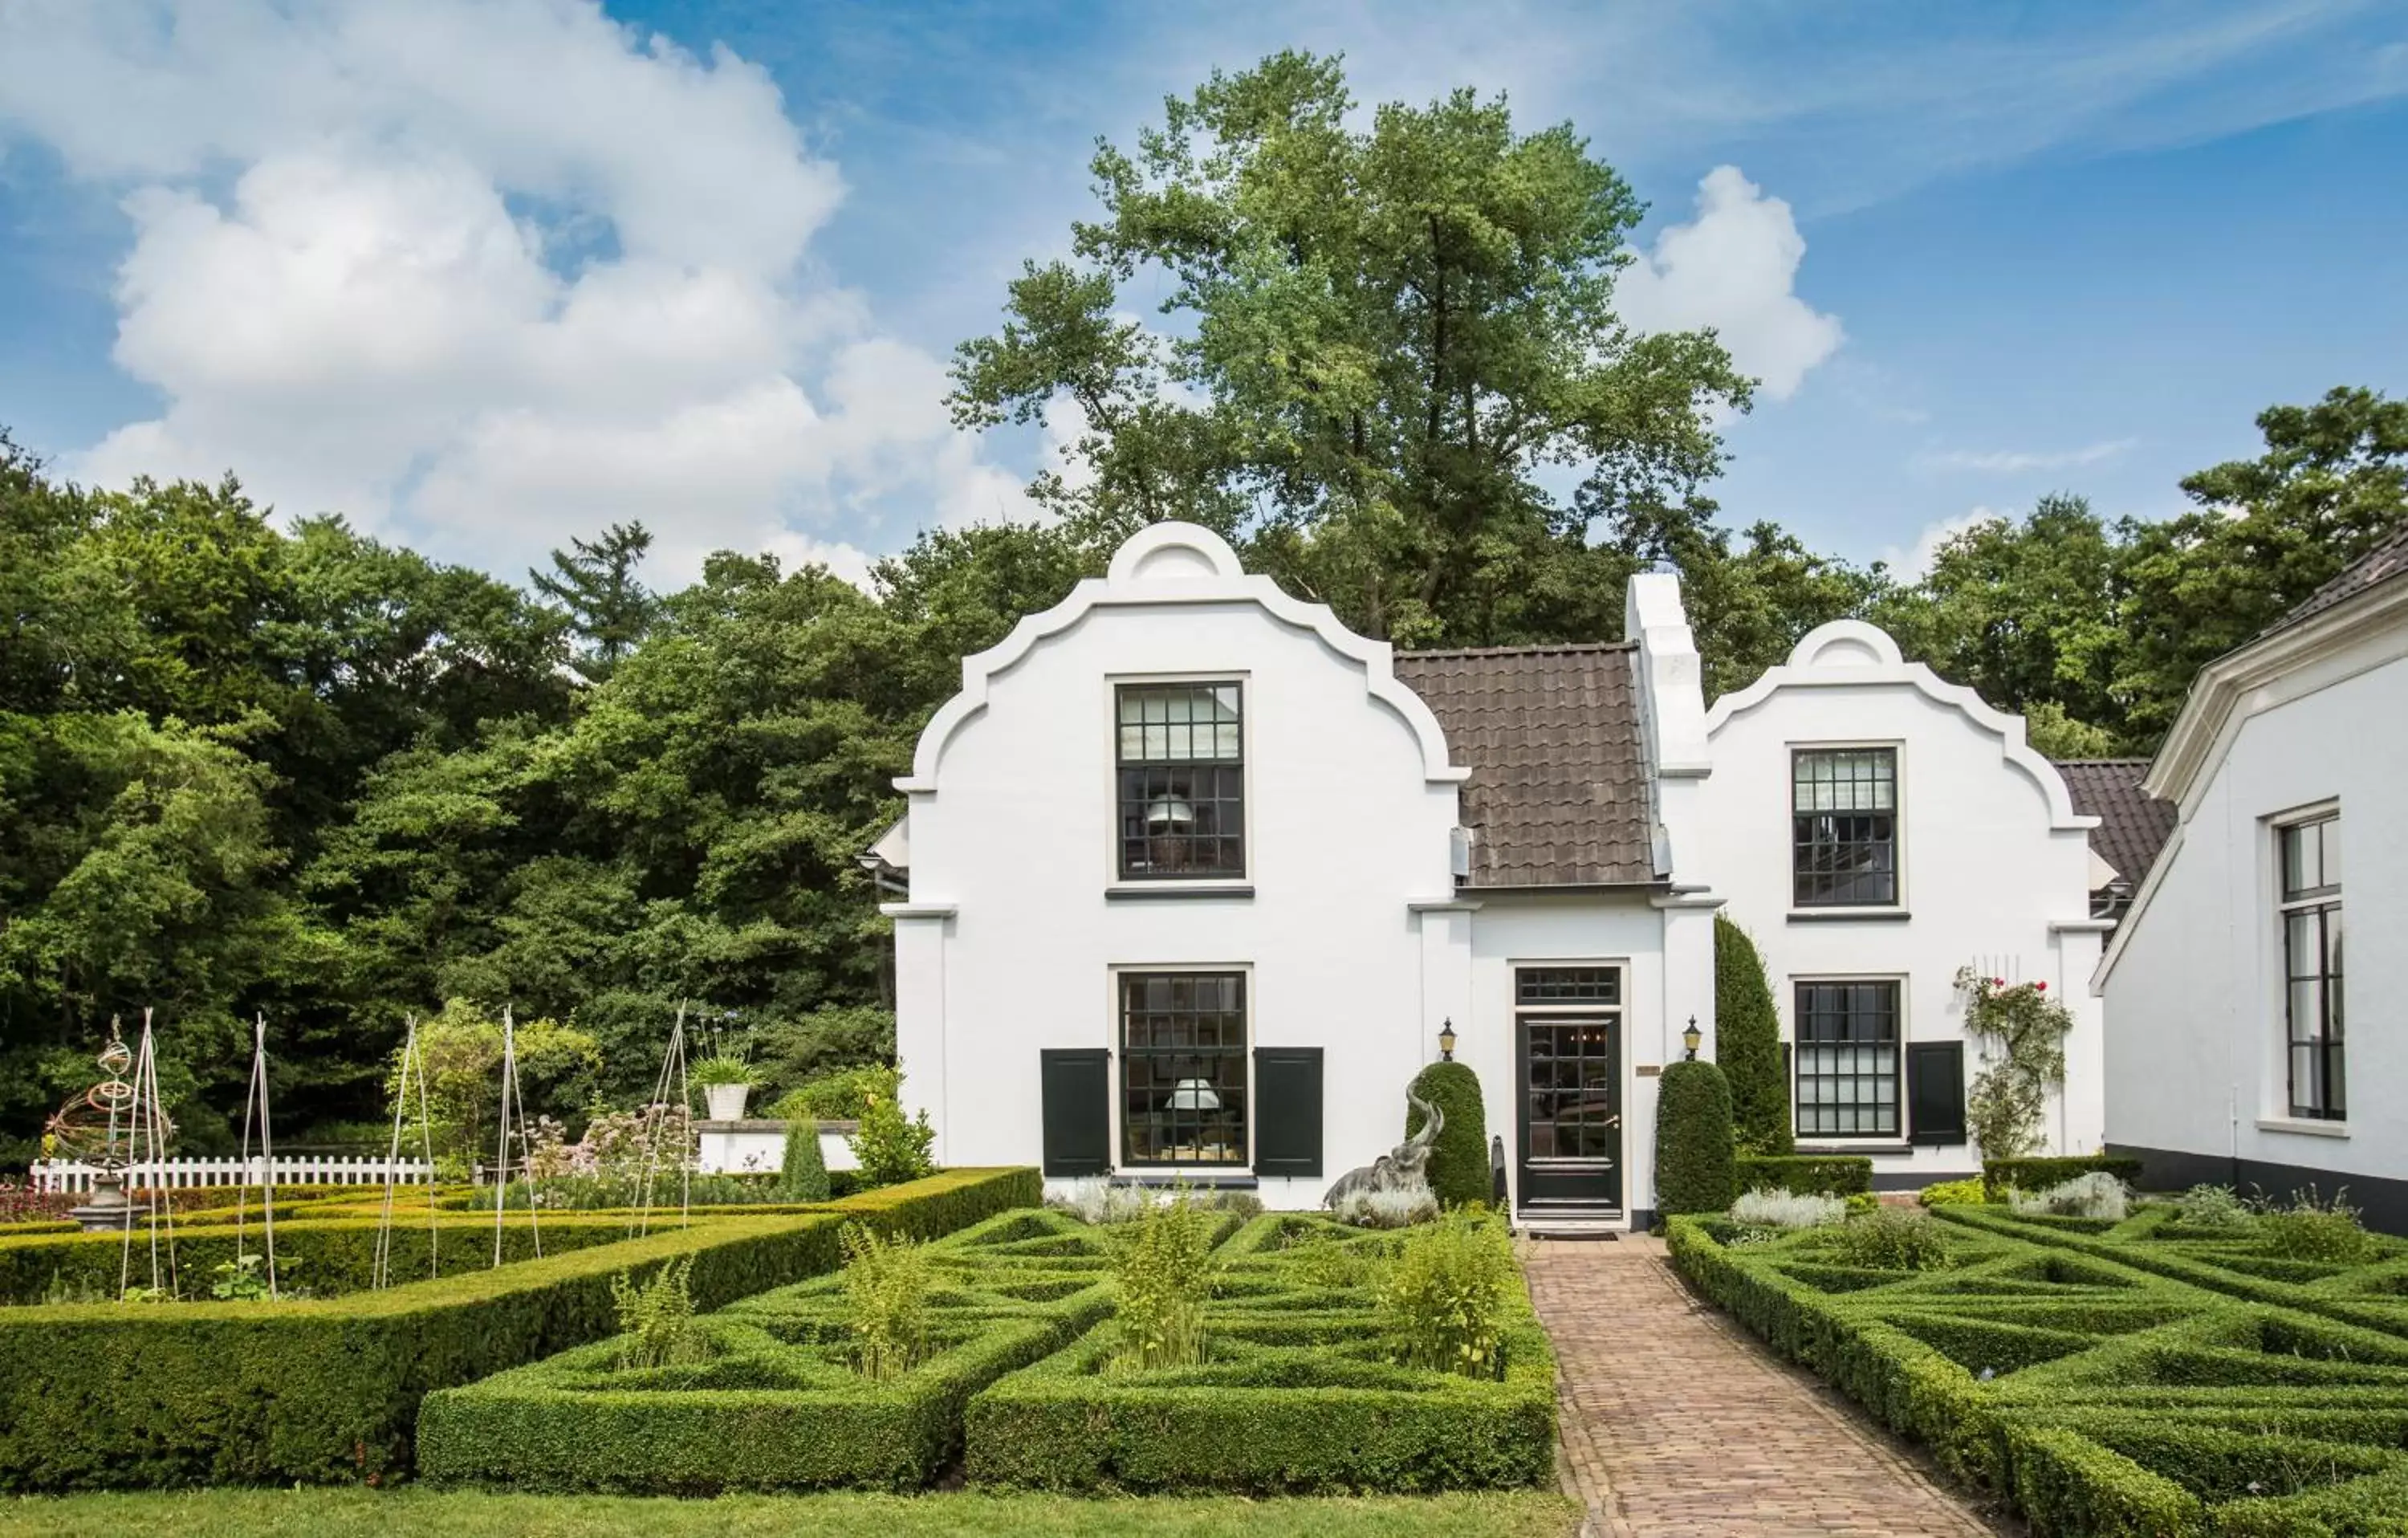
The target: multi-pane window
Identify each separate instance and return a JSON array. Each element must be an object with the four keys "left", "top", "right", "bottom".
[
  {"left": 2280, "top": 814, "right": 2345, "bottom": 1121},
  {"left": 1120, "top": 971, "right": 1247, "bottom": 1165},
  {"left": 1794, "top": 980, "right": 1901, "bottom": 1137},
  {"left": 1117, "top": 683, "right": 1244, "bottom": 879},
  {"left": 1793, "top": 748, "right": 1899, "bottom": 906},
  {"left": 1516, "top": 967, "right": 1621, "bottom": 1161}
]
